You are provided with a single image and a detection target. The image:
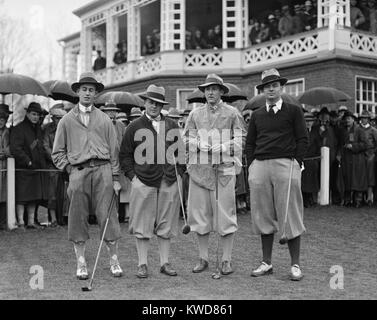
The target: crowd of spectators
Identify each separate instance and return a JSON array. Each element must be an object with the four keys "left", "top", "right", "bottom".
[
  {"left": 351, "top": 0, "right": 377, "bottom": 34},
  {"left": 248, "top": 1, "right": 317, "bottom": 46},
  {"left": 185, "top": 24, "right": 223, "bottom": 50},
  {"left": 142, "top": 29, "right": 161, "bottom": 56}
]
